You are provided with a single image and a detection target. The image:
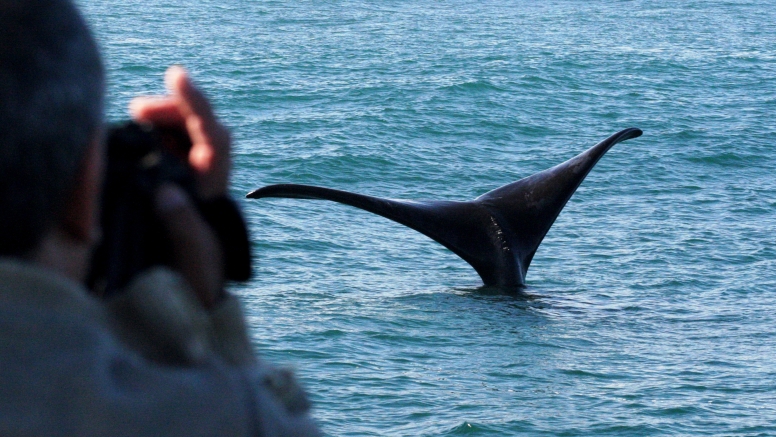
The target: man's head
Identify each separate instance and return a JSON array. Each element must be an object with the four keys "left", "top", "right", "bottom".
[{"left": 0, "top": 0, "right": 104, "bottom": 258}]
